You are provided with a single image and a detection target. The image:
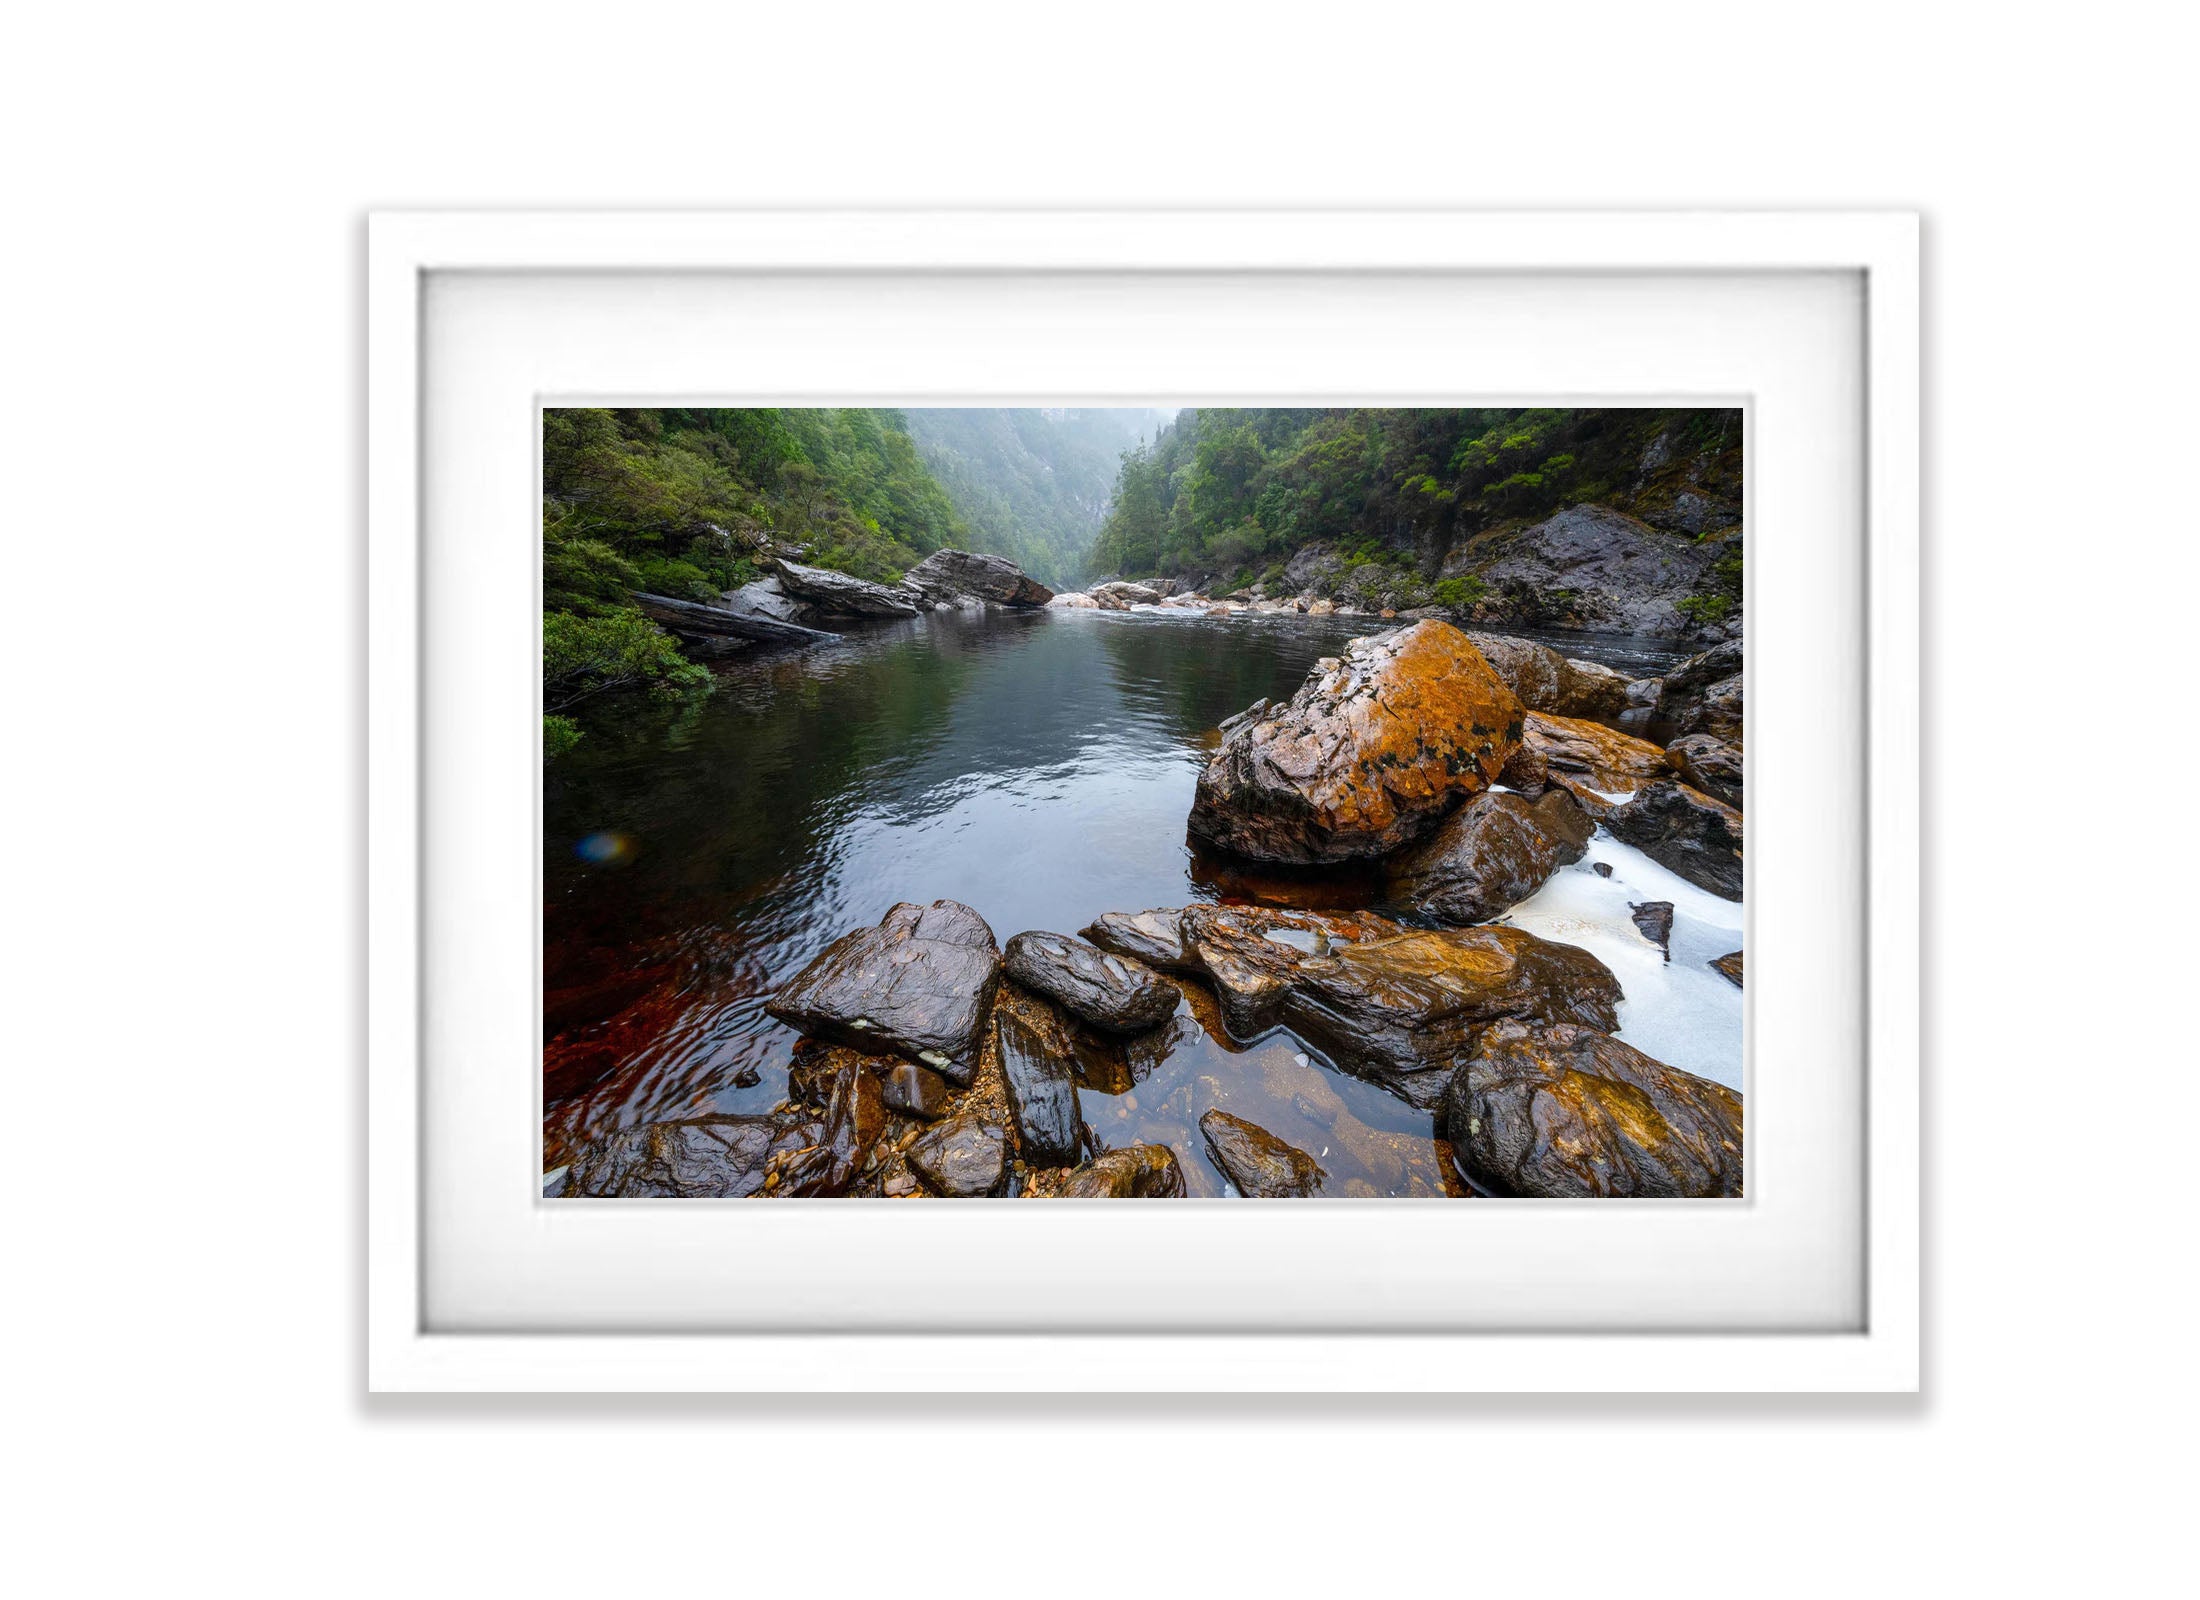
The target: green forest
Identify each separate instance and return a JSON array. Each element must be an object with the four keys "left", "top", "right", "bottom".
[{"left": 1086, "top": 406, "right": 1740, "bottom": 592}]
